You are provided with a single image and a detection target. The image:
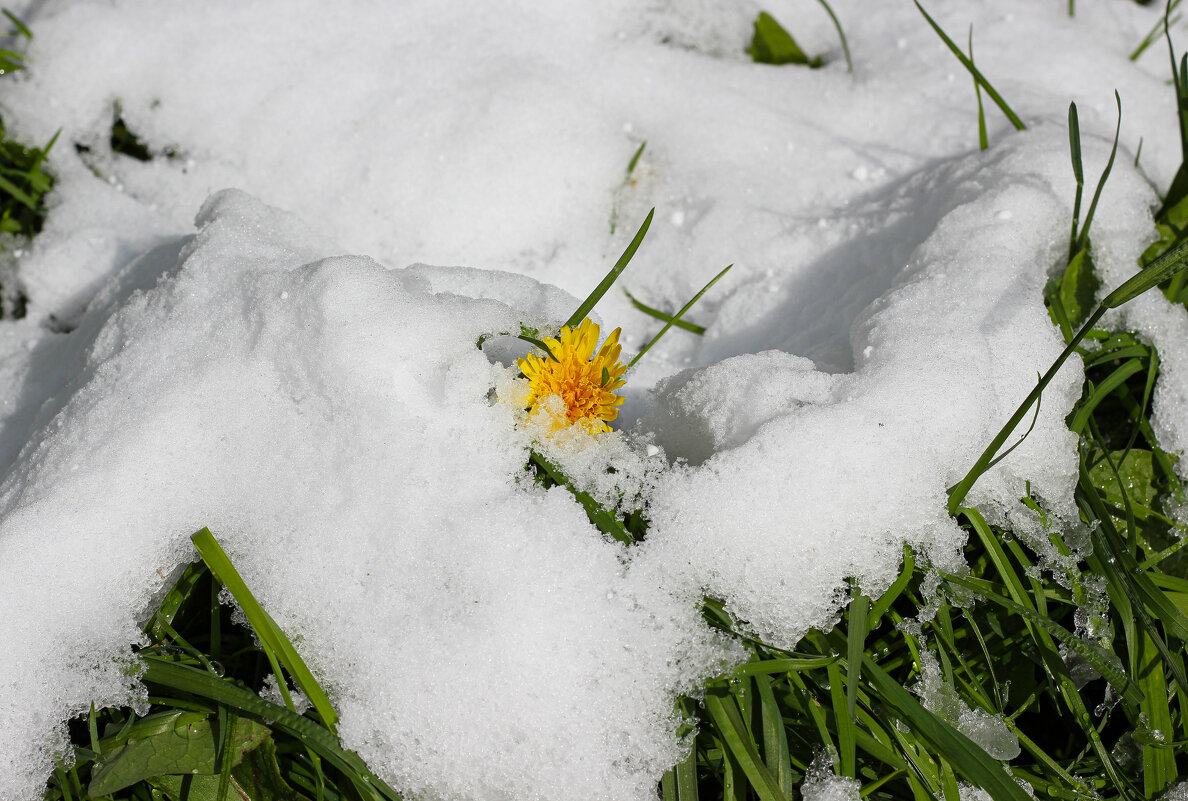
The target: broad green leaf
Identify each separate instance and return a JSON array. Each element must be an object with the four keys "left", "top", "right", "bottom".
[
  {"left": 88, "top": 714, "right": 269, "bottom": 795},
  {"left": 748, "top": 12, "right": 819, "bottom": 67},
  {"left": 1059, "top": 250, "right": 1100, "bottom": 330},
  {"left": 1089, "top": 449, "right": 1157, "bottom": 510}
]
